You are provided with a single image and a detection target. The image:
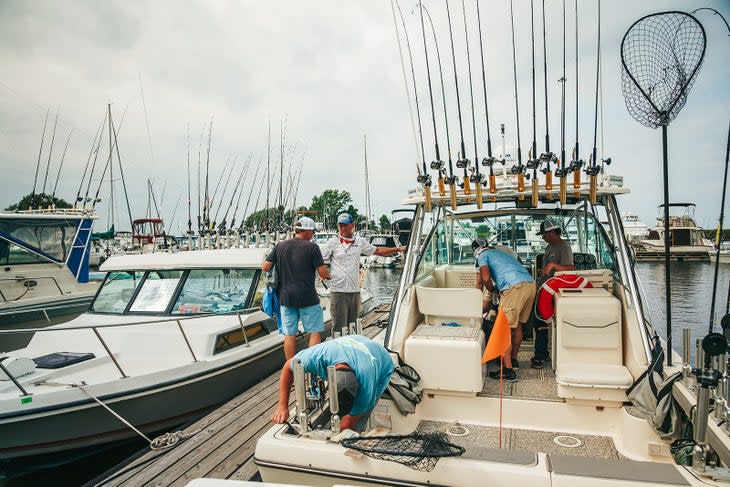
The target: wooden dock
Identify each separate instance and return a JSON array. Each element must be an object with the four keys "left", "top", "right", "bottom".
[{"left": 89, "top": 304, "right": 391, "bottom": 487}]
